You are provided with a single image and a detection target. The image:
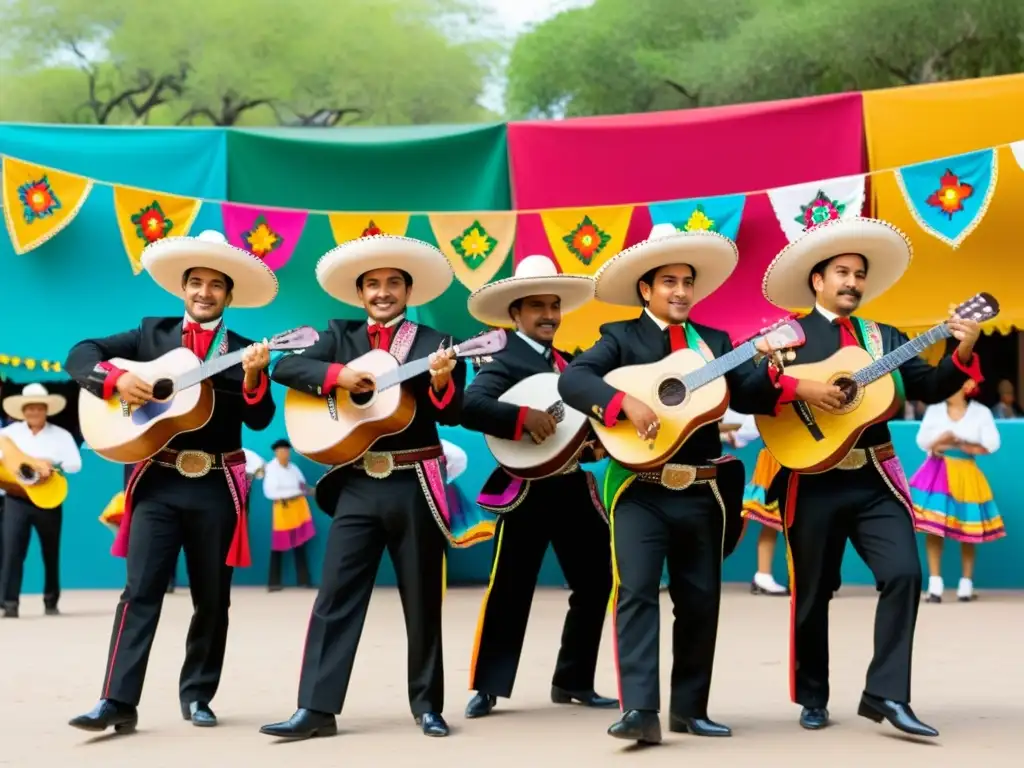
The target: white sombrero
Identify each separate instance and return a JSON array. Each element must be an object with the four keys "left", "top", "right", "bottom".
[
  {"left": 3, "top": 383, "right": 66, "bottom": 420},
  {"left": 762, "top": 216, "right": 912, "bottom": 310},
  {"left": 594, "top": 223, "right": 739, "bottom": 307},
  {"left": 141, "top": 230, "right": 279, "bottom": 309},
  {"left": 467, "top": 255, "right": 594, "bottom": 328},
  {"left": 315, "top": 235, "right": 453, "bottom": 307}
]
